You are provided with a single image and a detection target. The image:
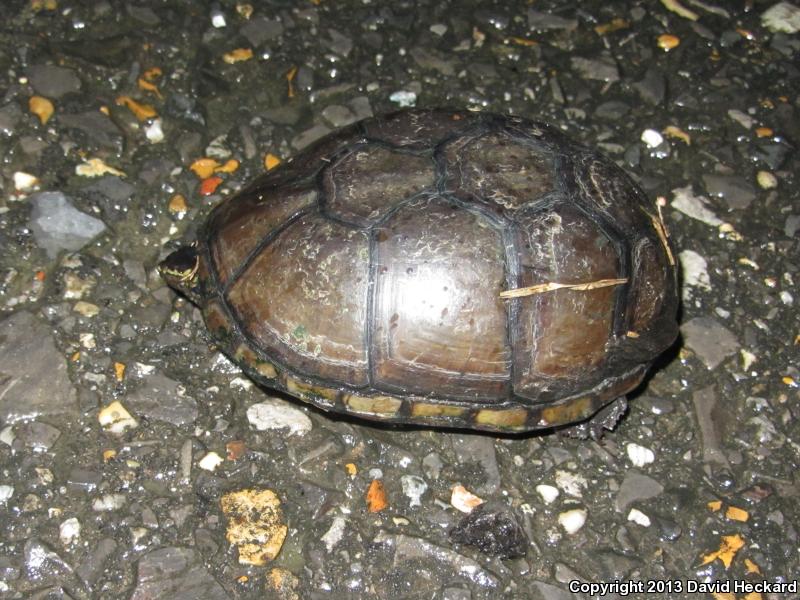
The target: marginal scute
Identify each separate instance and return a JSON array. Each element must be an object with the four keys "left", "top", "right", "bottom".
[
  {"left": 475, "top": 407, "right": 528, "bottom": 429},
  {"left": 628, "top": 239, "right": 668, "bottom": 333},
  {"left": 344, "top": 394, "right": 402, "bottom": 416},
  {"left": 323, "top": 145, "right": 435, "bottom": 227},
  {"left": 285, "top": 377, "right": 338, "bottom": 403},
  {"left": 204, "top": 300, "right": 232, "bottom": 339},
  {"left": 443, "top": 132, "right": 555, "bottom": 213},
  {"left": 540, "top": 397, "right": 593, "bottom": 427},
  {"left": 410, "top": 402, "right": 466, "bottom": 418}
]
